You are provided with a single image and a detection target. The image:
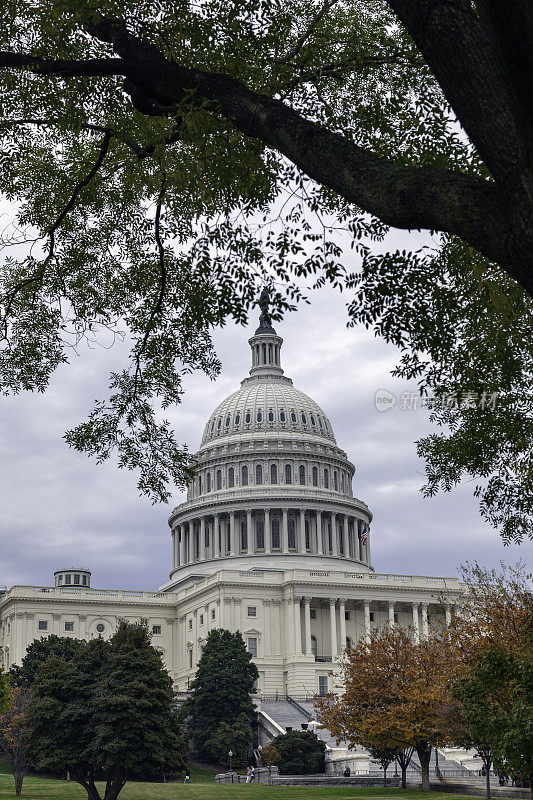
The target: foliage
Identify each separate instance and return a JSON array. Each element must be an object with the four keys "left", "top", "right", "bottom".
[
  {"left": 208, "top": 713, "right": 253, "bottom": 769},
  {"left": 8, "top": 635, "right": 84, "bottom": 688},
  {"left": 0, "top": 667, "right": 9, "bottom": 715},
  {"left": 0, "top": 687, "right": 32, "bottom": 796},
  {"left": 186, "top": 629, "right": 258, "bottom": 763},
  {"left": 271, "top": 730, "right": 326, "bottom": 775},
  {"left": 27, "top": 620, "right": 186, "bottom": 800},
  {"left": 0, "top": 1, "right": 530, "bottom": 539},
  {"left": 259, "top": 744, "right": 281, "bottom": 770},
  {"left": 315, "top": 625, "right": 459, "bottom": 791},
  {"left": 368, "top": 746, "right": 399, "bottom": 786}
]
